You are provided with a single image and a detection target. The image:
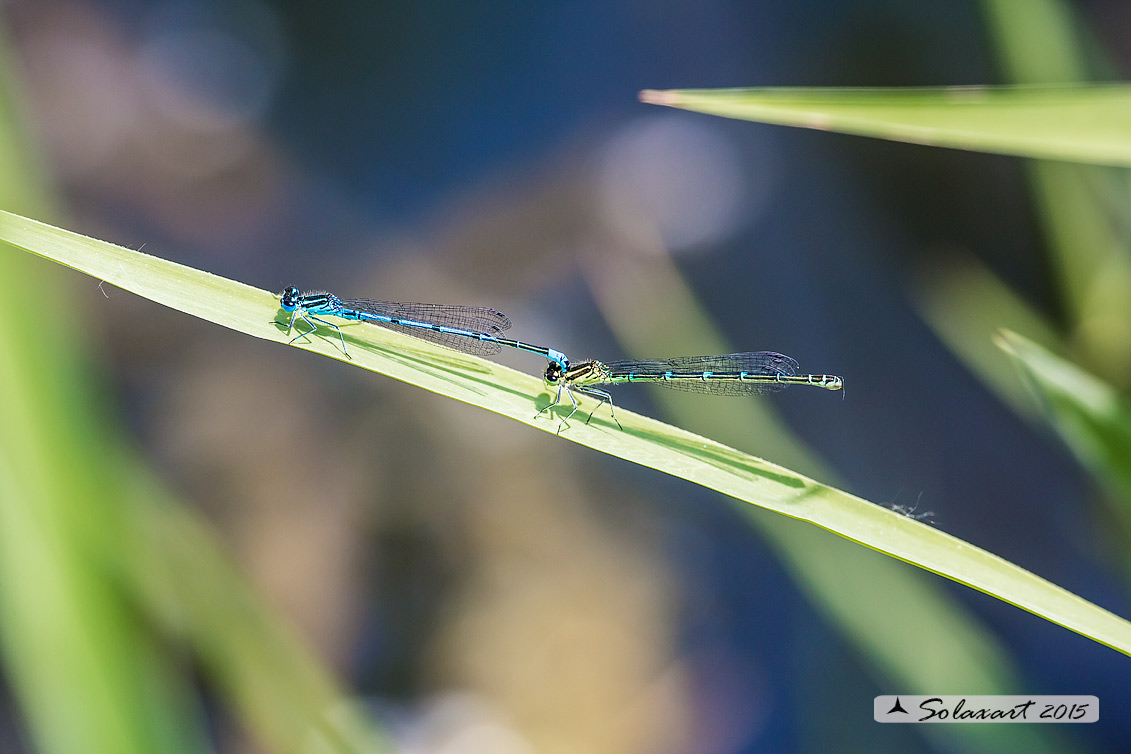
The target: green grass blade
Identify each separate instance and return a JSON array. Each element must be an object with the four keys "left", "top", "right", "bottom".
[
  {"left": 980, "top": 0, "right": 1131, "bottom": 381},
  {"left": 0, "top": 429, "right": 205, "bottom": 754},
  {"left": 3, "top": 210, "right": 1130, "bottom": 657},
  {"left": 118, "top": 466, "right": 389, "bottom": 754},
  {"left": 639, "top": 85, "right": 1131, "bottom": 166},
  {"left": 997, "top": 330, "right": 1131, "bottom": 515},
  {"left": 980, "top": 0, "right": 1088, "bottom": 84}
]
